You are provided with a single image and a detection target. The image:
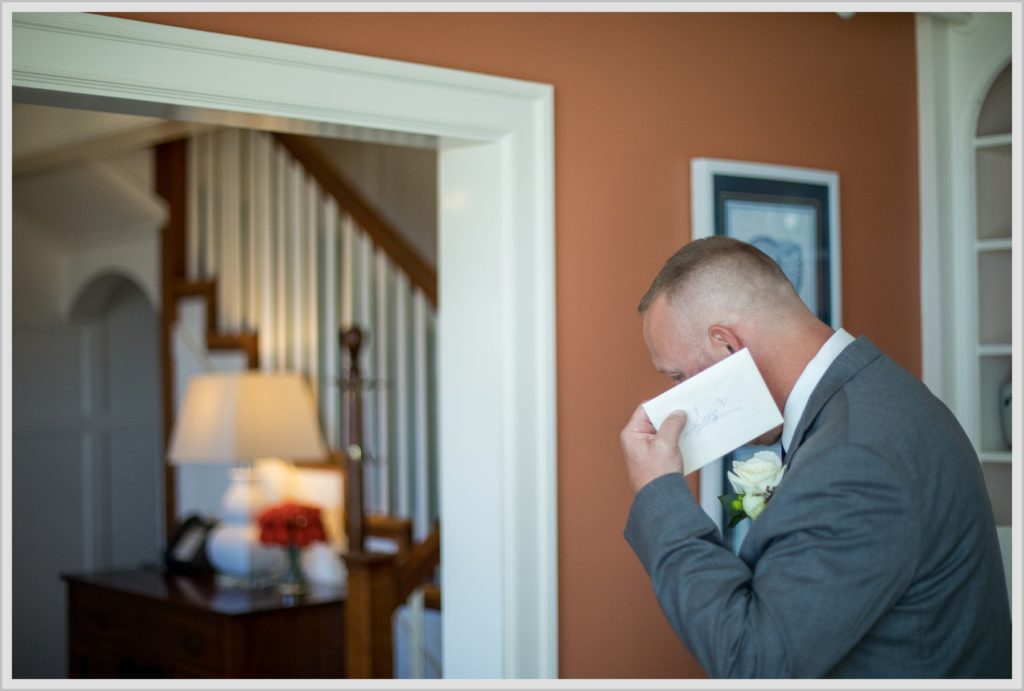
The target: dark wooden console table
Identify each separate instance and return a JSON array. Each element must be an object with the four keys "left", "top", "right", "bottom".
[{"left": 62, "top": 568, "right": 345, "bottom": 678}]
